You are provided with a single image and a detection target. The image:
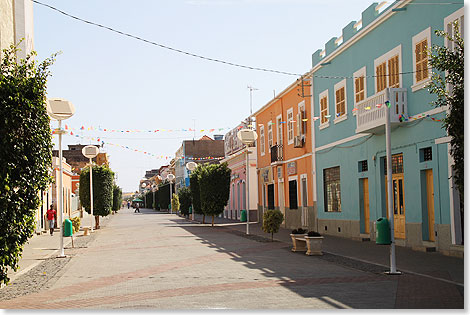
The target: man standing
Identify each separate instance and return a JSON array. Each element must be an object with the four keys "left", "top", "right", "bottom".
[{"left": 46, "top": 205, "right": 56, "bottom": 236}]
